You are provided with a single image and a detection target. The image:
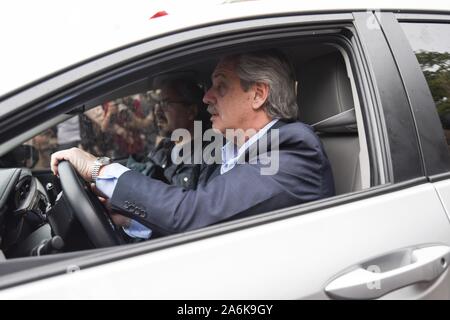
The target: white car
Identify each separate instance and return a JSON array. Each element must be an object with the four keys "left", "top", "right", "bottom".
[{"left": 1, "top": 0, "right": 450, "bottom": 299}]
